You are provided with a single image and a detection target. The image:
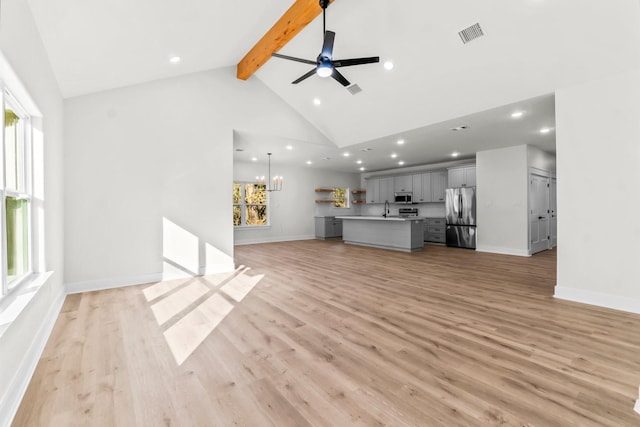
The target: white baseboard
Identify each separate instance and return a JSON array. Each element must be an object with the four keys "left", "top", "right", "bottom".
[
  {"left": 475, "top": 245, "right": 531, "bottom": 257},
  {"left": 234, "top": 235, "right": 315, "bottom": 246},
  {"left": 554, "top": 286, "right": 640, "bottom": 315},
  {"left": 66, "top": 262, "right": 238, "bottom": 295},
  {"left": 635, "top": 385, "right": 640, "bottom": 414},
  {"left": 0, "top": 284, "right": 65, "bottom": 427},
  {"left": 65, "top": 273, "right": 163, "bottom": 295}
]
